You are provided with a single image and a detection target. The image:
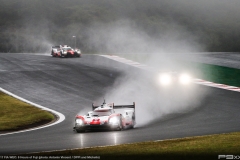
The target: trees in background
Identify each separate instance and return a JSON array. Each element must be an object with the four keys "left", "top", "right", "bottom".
[{"left": 0, "top": 0, "right": 239, "bottom": 53}]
